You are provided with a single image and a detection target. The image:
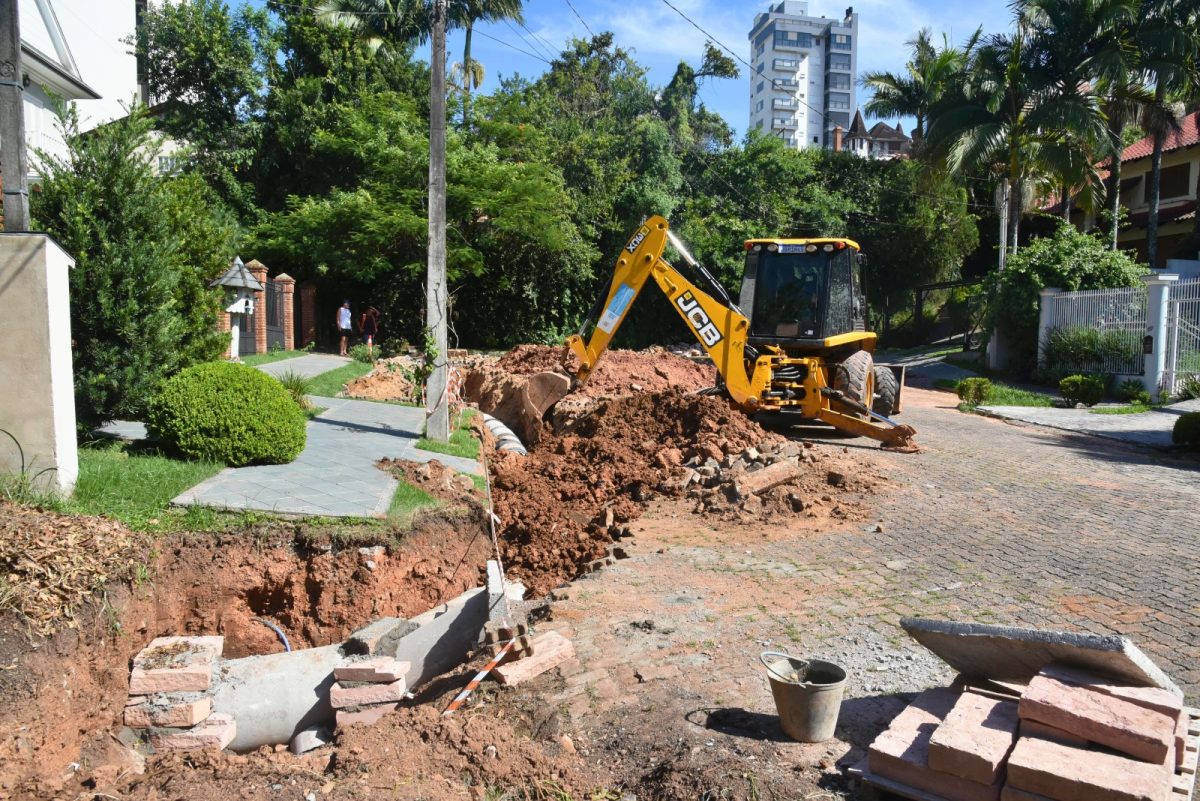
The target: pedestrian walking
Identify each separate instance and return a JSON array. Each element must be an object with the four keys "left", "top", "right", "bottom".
[
  {"left": 360, "top": 306, "right": 380, "bottom": 354},
  {"left": 337, "top": 300, "right": 353, "bottom": 357}
]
